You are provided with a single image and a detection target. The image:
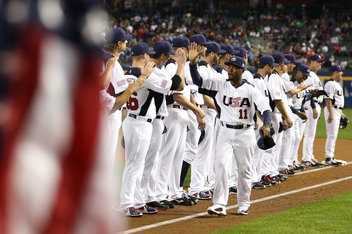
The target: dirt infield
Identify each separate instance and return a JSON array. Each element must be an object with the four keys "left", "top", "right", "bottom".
[{"left": 119, "top": 138, "right": 352, "bottom": 233}]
